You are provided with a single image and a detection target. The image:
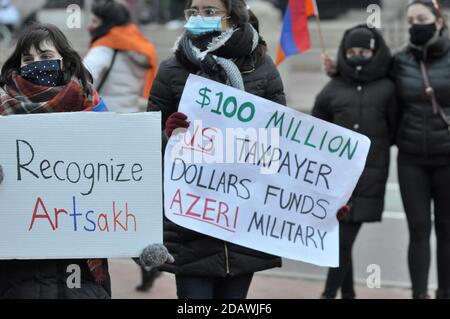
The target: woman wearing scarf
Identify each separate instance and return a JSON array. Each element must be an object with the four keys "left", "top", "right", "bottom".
[
  {"left": 0, "top": 23, "right": 110, "bottom": 299},
  {"left": 0, "top": 24, "right": 106, "bottom": 115},
  {"left": 149, "top": 0, "right": 350, "bottom": 300},
  {"left": 0, "top": 23, "right": 173, "bottom": 299},
  {"left": 84, "top": 0, "right": 157, "bottom": 113},
  {"left": 147, "top": 0, "right": 285, "bottom": 299}
]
